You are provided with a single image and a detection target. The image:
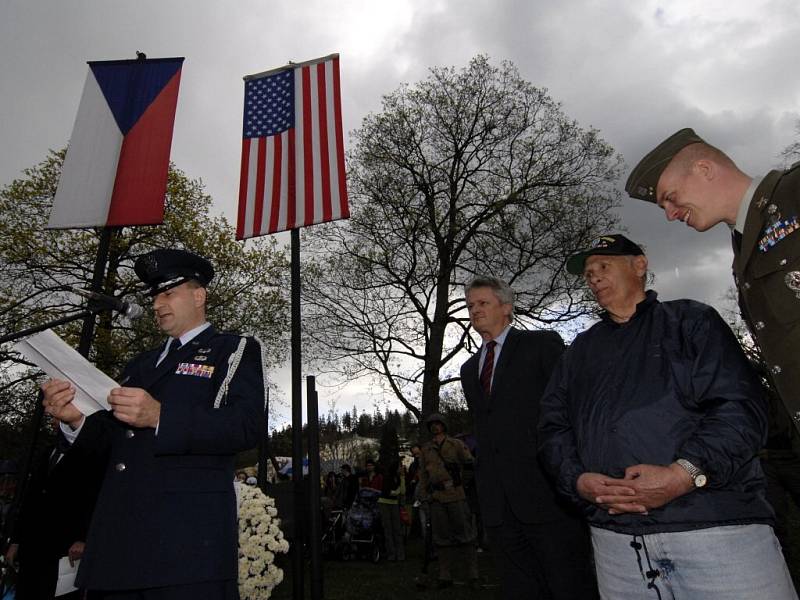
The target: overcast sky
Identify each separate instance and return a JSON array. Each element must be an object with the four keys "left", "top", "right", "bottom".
[{"left": 3, "top": 0, "right": 799, "bottom": 427}]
